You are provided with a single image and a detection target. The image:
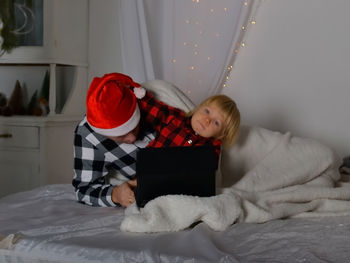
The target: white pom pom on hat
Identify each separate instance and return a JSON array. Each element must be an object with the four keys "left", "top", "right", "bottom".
[
  {"left": 86, "top": 72, "right": 145, "bottom": 137},
  {"left": 133, "top": 86, "right": 146, "bottom": 99}
]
